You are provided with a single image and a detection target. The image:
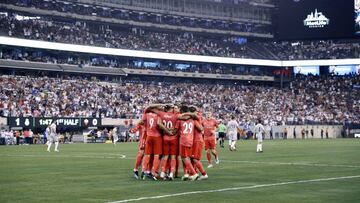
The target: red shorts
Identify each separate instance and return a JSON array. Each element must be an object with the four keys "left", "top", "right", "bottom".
[
  {"left": 163, "top": 139, "right": 178, "bottom": 156},
  {"left": 204, "top": 138, "right": 216, "bottom": 150},
  {"left": 144, "top": 136, "right": 163, "bottom": 155},
  {"left": 180, "top": 145, "right": 193, "bottom": 158},
  {"left": 192, "top": 141, "right": 203, "bottom": 160}
]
